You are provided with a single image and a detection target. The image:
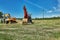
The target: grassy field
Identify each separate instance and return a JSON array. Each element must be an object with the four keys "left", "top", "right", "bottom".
[{"left": 0, "top": 19, "right": 60, "bottom": 40}]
